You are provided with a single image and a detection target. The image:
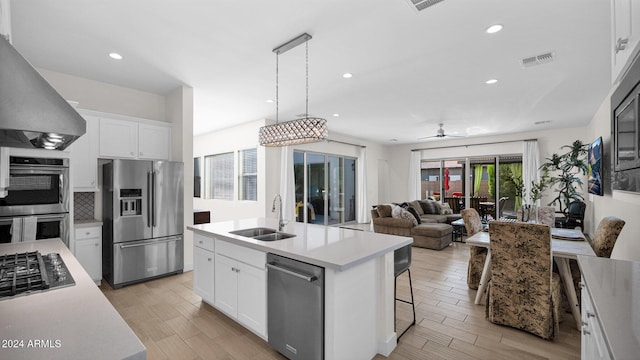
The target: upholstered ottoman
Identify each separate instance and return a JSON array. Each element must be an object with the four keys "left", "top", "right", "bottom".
[{"left": 410, "top": 223, "right": 453, "bottom": 250}]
